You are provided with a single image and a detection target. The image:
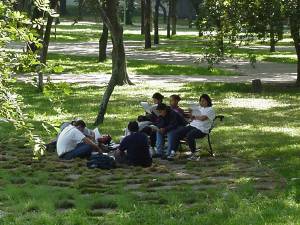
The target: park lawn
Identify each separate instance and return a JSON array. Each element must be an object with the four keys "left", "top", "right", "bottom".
[
  {"left": 52, "top": 20, "right": 298, "bottom": 65},
  {"left": 47, "top": 53, "right": 237, "bottom": 76},
  {"left": 0, "top": 81, "right": 299, "bottom": 224}
]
